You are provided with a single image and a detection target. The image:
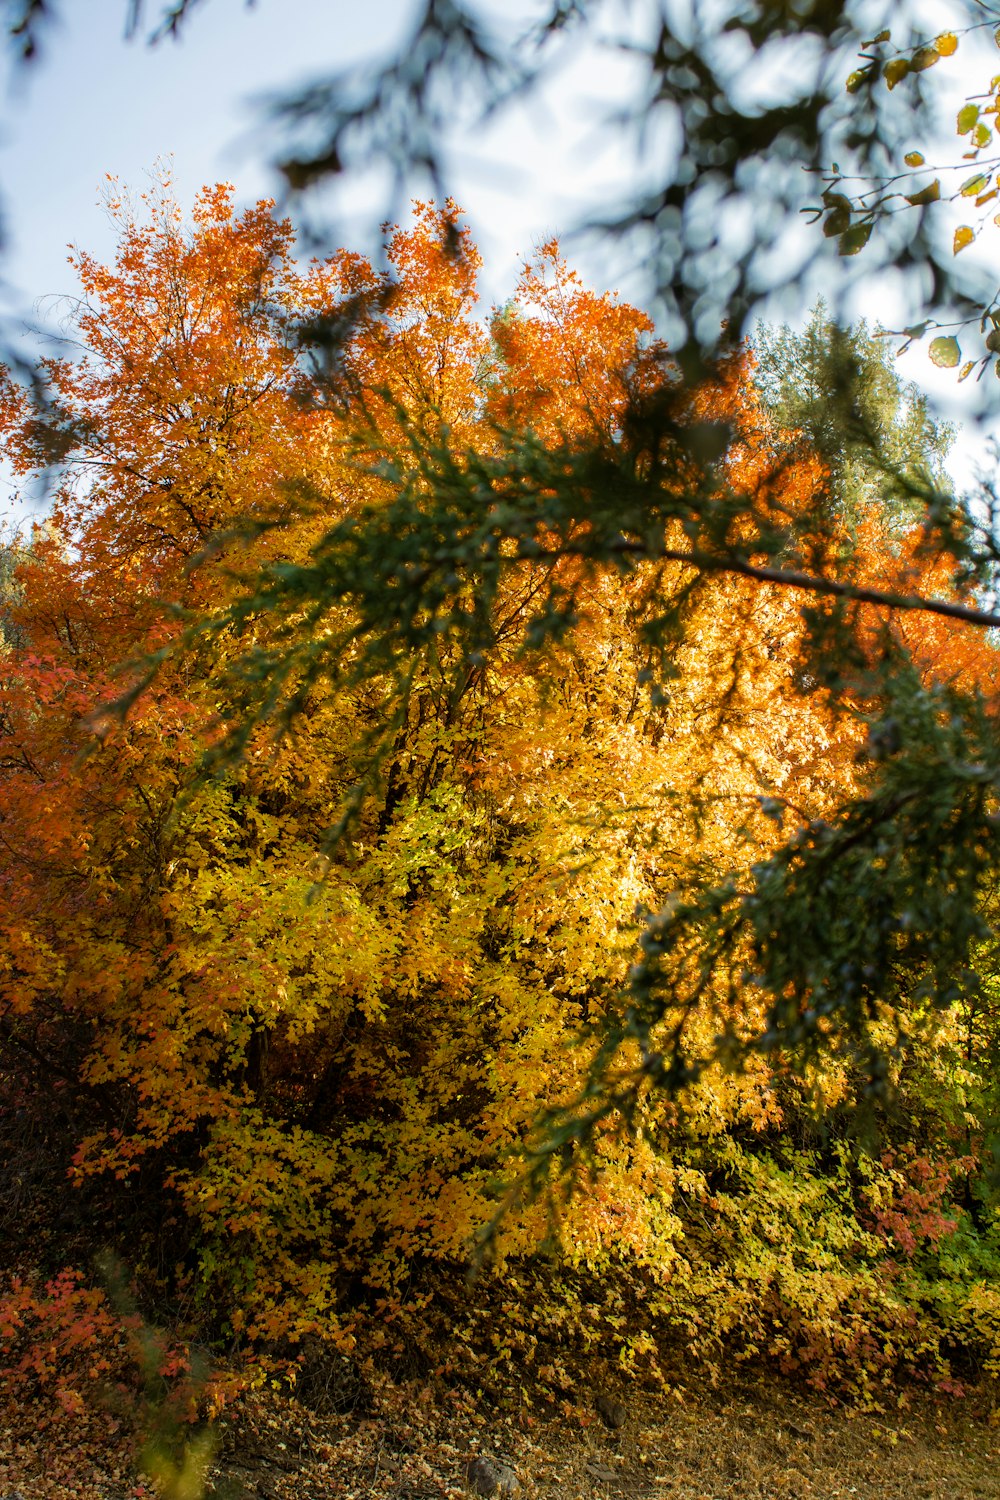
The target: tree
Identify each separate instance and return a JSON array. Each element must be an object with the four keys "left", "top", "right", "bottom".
[
  {"left": 751, "top": 306, "right": 954, "bottom": 532},
  {"left": 4, "top": 188, "right": 1000, "bottom": 1390},
  {"left": 5, "top": 1, "right": 1000, "bottom": 1387},
  {"left": 199, "top": 0, "right": 1000, "bottom": 1135}
]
